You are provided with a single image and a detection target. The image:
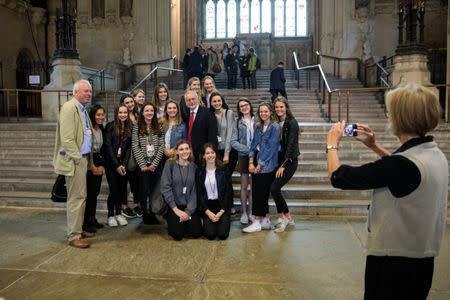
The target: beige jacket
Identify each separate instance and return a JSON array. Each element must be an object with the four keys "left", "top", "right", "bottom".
[{"left": 53, "top": 98, "right": 92, "bottom": 176}]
